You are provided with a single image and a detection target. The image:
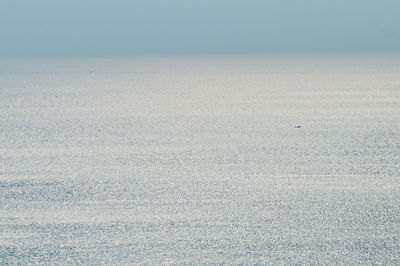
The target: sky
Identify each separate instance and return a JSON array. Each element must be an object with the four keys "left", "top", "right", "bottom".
[{"left": 1, "top": 0, "right": 400, "bottom": 57}]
